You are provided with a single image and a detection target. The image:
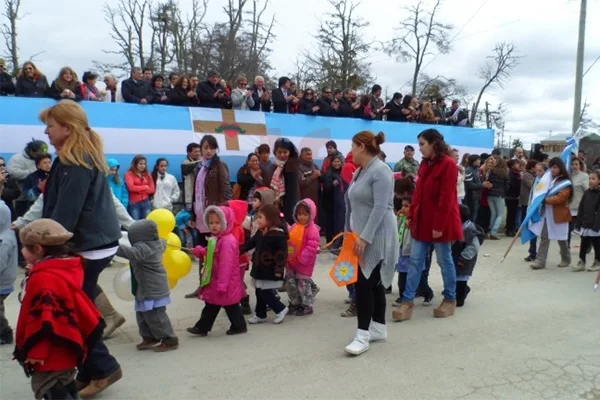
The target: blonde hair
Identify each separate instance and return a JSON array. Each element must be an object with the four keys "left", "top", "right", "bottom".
[{"left": 39, "top": 101, "right": 108, "bottom": 174}]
